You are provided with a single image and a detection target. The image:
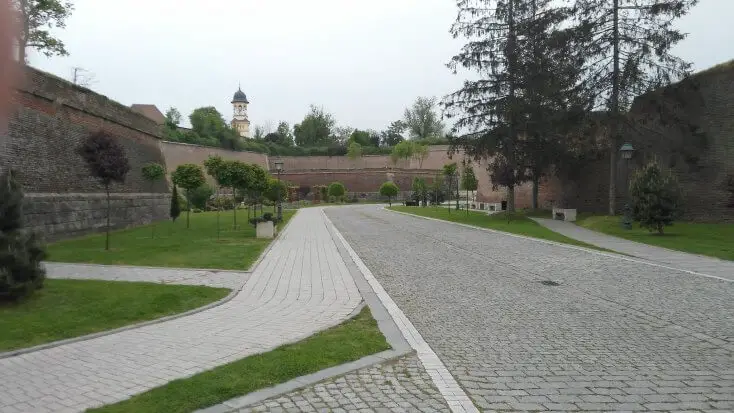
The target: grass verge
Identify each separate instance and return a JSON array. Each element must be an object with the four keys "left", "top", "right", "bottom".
[
  {"left": 0, "top": 279, "right": 229, "bottom": 352},
  {"left": 47, "top": 210, "right": 295, "bottom": 270},
  {"left": 89, "top": 307, "right": 390, "bottom": 413},
  {"left": 388, "top": 206, "right": 613, "bottom": 252},
  {"left": 576, "top": 215, "right": 734, "bottom": 261}
]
